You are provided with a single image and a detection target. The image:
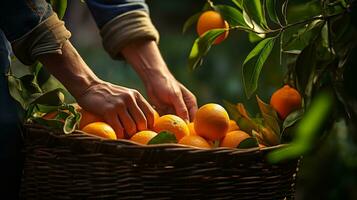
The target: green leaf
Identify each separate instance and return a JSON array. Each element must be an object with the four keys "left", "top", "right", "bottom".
[
  {"left": 215, "top": 5, "right": 247, "bottom": 27},
  {"left": 63, "top": 113, "right": 80, "bottom": 134},
  {"left": 256, "top": 95, "right": 280, "bottom": 134},
  {"left": 284, "top": 19, "right": 324, "bottom": 50},
  {"left": 266, "top": 0, "right": 280, "bottom": 24},
  {"left": 242, "top": 37, "right": 276, "bottom": 98},
  {"left": 148, "top": 131, "right": 178, "bottom": 145},
  {"left": 7, "top": 75, "right": 27, "bottom": 108},
  {"left": 282, "top": 109, "right": 304, "bottom": 133},
  {"left": 295, "top": 43, "right": 316, "bottom": 96},
  {"left": 243, "top": 0, "right": 268, "bottom": 29},
  {"left": 248, "top": 32, "right": 264, "bottom": 43},
  {"left": 243, "top": 11, "right": 266, "bottom": 38},
  {"left": 50, "top": 0, "right": 67, "bottom": 19},
  {"left": 188, "top": 29, "right": 226, "bottom": 70},
  {"left": 231, "top": 0, "right": 243, "bottom": 9},
  {"left": 237, "top": 137, "right": 259, "bottom": 148},
  {"left": 182, "top": 12, "right": 201, "bottom": 34},
  {"left": 29, "top": 89, "right": 65, "bottom": 106}
]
